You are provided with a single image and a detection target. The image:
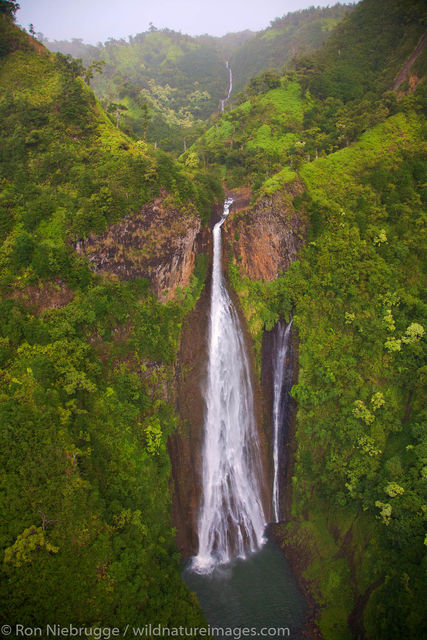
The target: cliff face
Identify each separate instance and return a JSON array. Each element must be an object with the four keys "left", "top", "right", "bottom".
[
  {"left": 170, "top": 270, "right": 272, "bottom": 557},
  {"left": 169, "top": 286, "right": 210, "bottom": 557},
  {"left": 77, "top": 184, "right": 307, "bottom": 560},
  {"left": 75, "top": 192, "right": 208, "bottom": 301},
  {"left": 225, "top": 182, "right": 307, "bottom": 281},
  {"left": 168, "top": 185, "right": 308, "bottom": 557}
]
